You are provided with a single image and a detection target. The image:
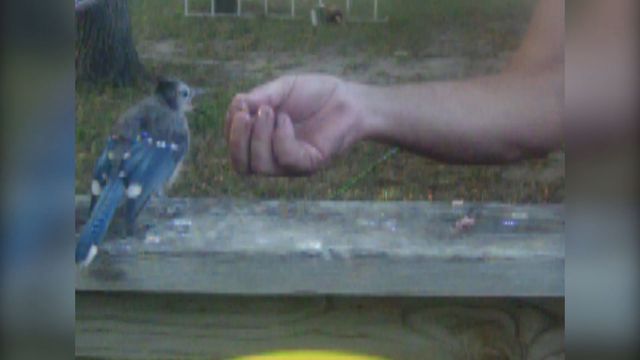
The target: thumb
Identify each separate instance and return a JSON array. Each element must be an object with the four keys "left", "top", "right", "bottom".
[
  {"left": 272, "top": 112, "right": 323, "bottom": 175},
  {"left": 244, "top": 76, "right": 296, "bottom": 113}
]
